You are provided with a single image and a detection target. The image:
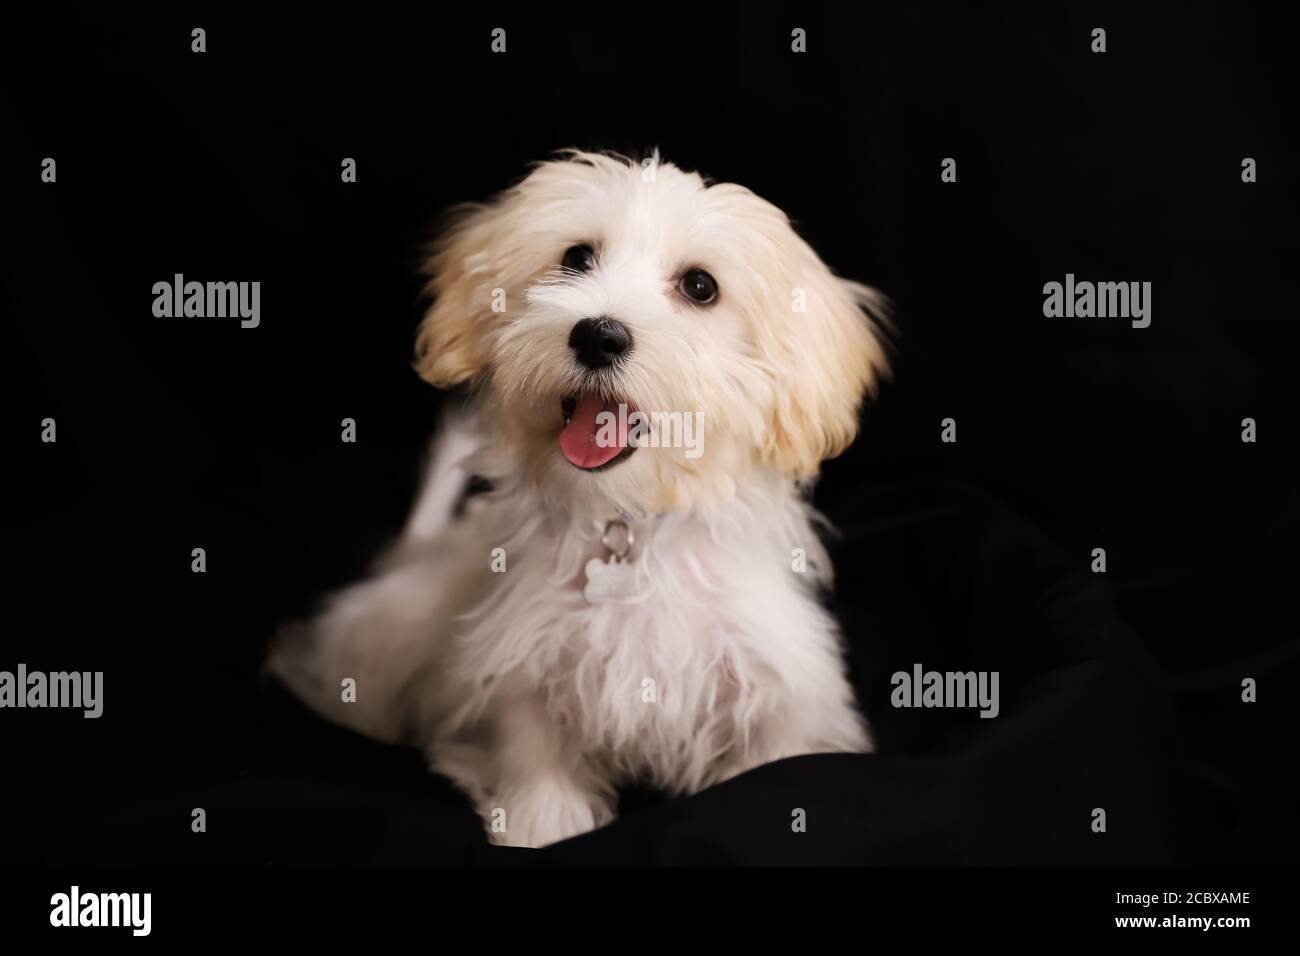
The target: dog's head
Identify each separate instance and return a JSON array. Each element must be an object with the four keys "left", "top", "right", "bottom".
[{"left": 416, "top": 151, "right": 888, "bottom": 517}]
